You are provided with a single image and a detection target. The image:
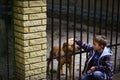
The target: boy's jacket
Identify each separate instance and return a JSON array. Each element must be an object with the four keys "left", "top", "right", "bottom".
[{"left": 75, "top": 40, "right": 113, "bottom": 80}]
